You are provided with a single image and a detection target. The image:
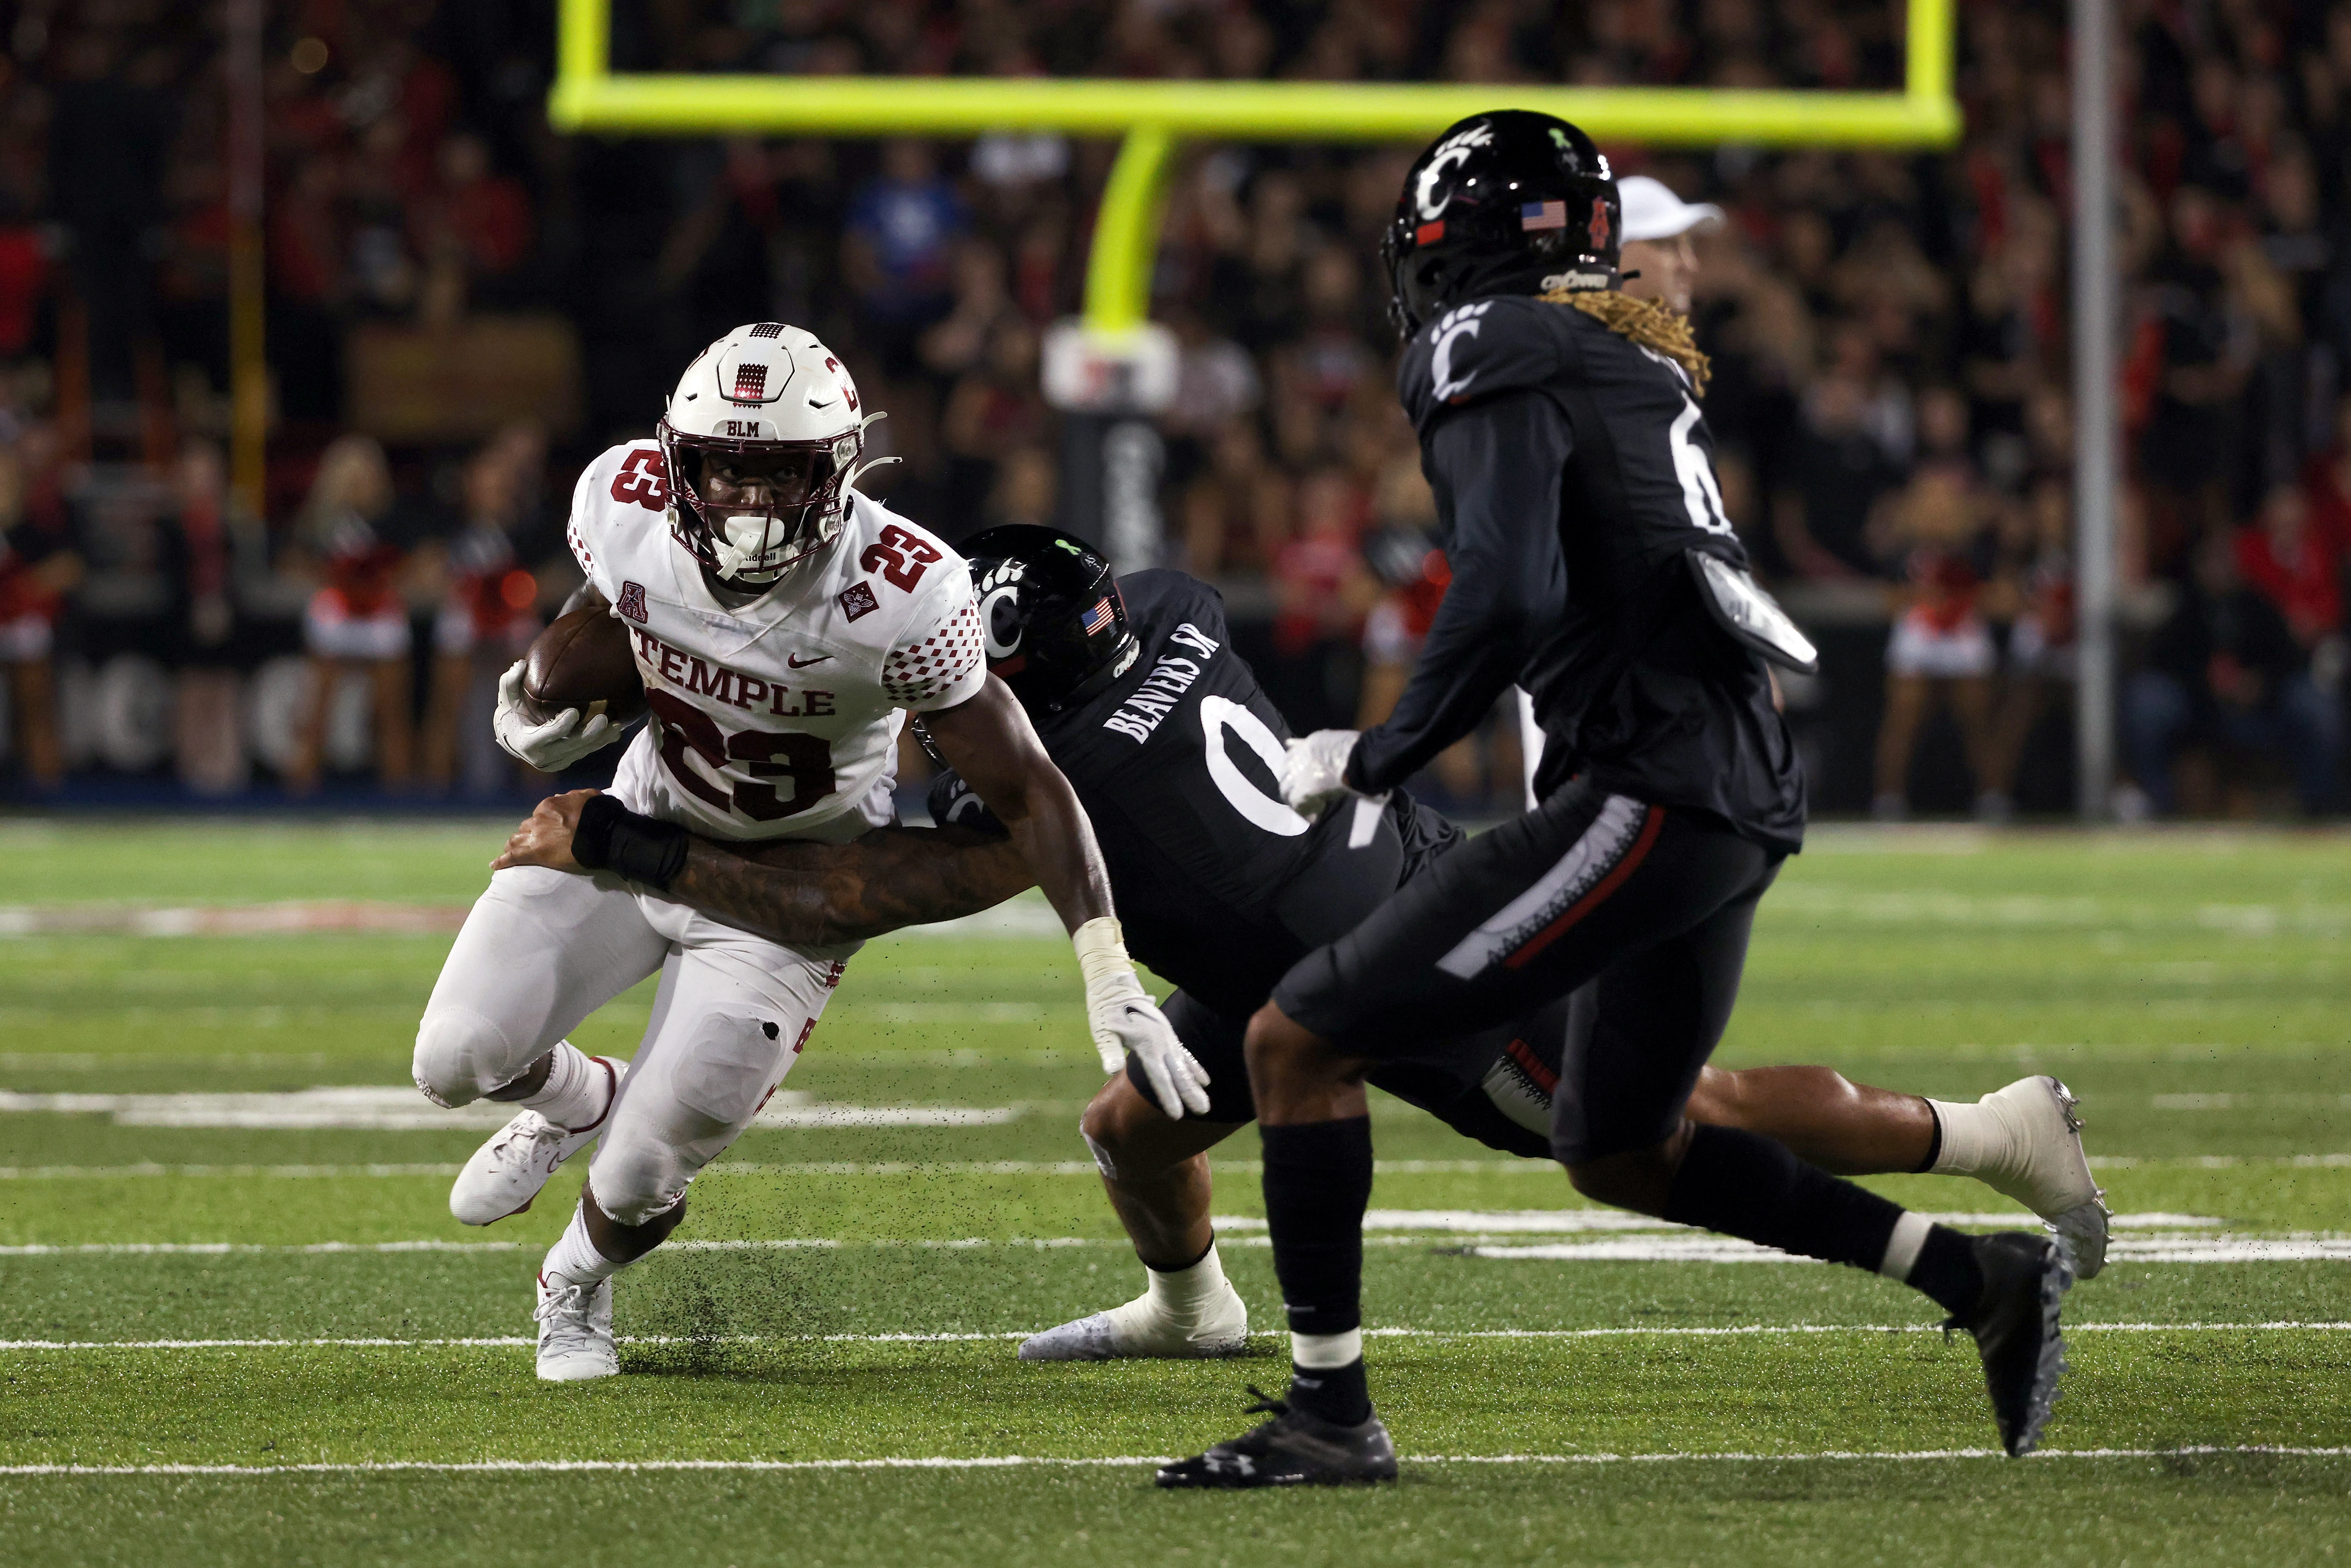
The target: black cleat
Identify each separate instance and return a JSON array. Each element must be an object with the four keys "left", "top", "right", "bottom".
[
  {"left": 1155, "top": 1387, "right": 1400, "bottom": 1489},
  {"left": 1946, "top": 1231, "right": 2072, "bottom": 1456}
]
